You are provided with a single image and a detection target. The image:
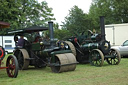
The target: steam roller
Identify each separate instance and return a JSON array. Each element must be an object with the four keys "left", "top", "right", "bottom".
[
  {"left": 51, "top": 53, "right": 76, "bottom": 73},
  {"left": 10, "top": 21, "right": 77, "bottom": 73}
]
